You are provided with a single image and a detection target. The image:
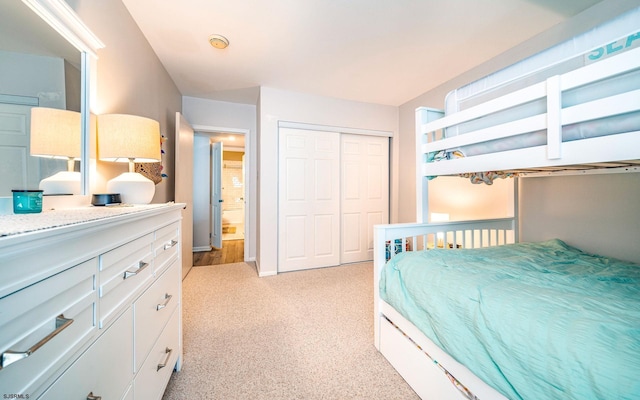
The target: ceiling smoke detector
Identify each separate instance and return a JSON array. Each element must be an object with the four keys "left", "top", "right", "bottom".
[{"left": 209, "top": 34, "right": 229, "bottom": 49}]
